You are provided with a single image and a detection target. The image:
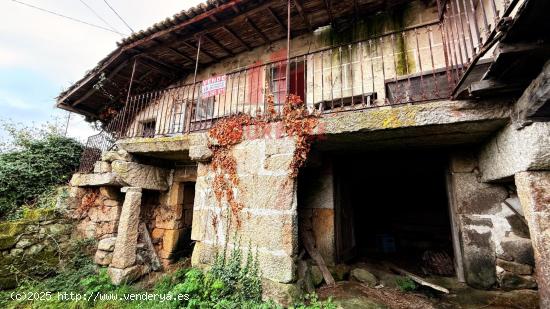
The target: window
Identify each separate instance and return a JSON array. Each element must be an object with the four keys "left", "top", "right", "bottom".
[
  {"left": 267, "top": 60, "right": 306, "bottom": 105},
  {"left": 141, "top": 120, "right": 156, "bottom": 138}
]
